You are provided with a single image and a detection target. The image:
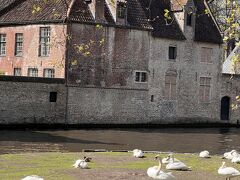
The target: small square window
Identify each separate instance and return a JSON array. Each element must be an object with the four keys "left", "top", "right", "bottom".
[
  {"left": 28, "top": 68, "right": 38, "bottom": 77},
  {"left": 49, "top": 92, "right": 57, "bottom": 102},
  {"left": 169, "top": 46, "right": 177, "bottom": 60},
  {"left": 135, "top": 71, "right": 147, "bottom": 83},
  {"left": 43, "top": 68, "right": 55, "bottom": 78}
]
